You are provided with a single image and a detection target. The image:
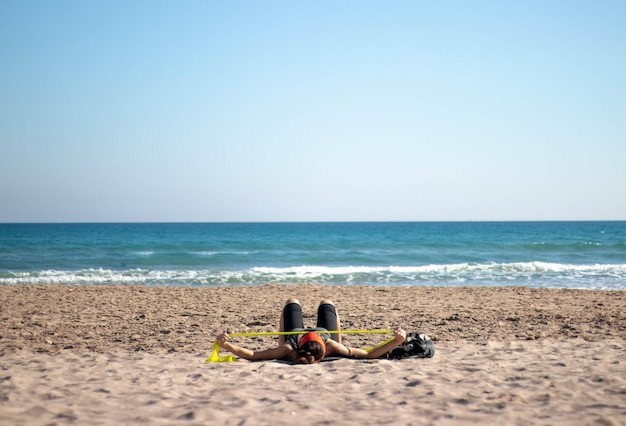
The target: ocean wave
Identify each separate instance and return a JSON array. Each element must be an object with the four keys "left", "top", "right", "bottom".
[
  {"left": 1, "top": 262, "right": 625, "bottom": 289},
  {"left": 143, "top": 250, "right": 259, "bottom": 257},
  {"left": 190, "top": 251, "right": 219, "bottom": 256}
]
